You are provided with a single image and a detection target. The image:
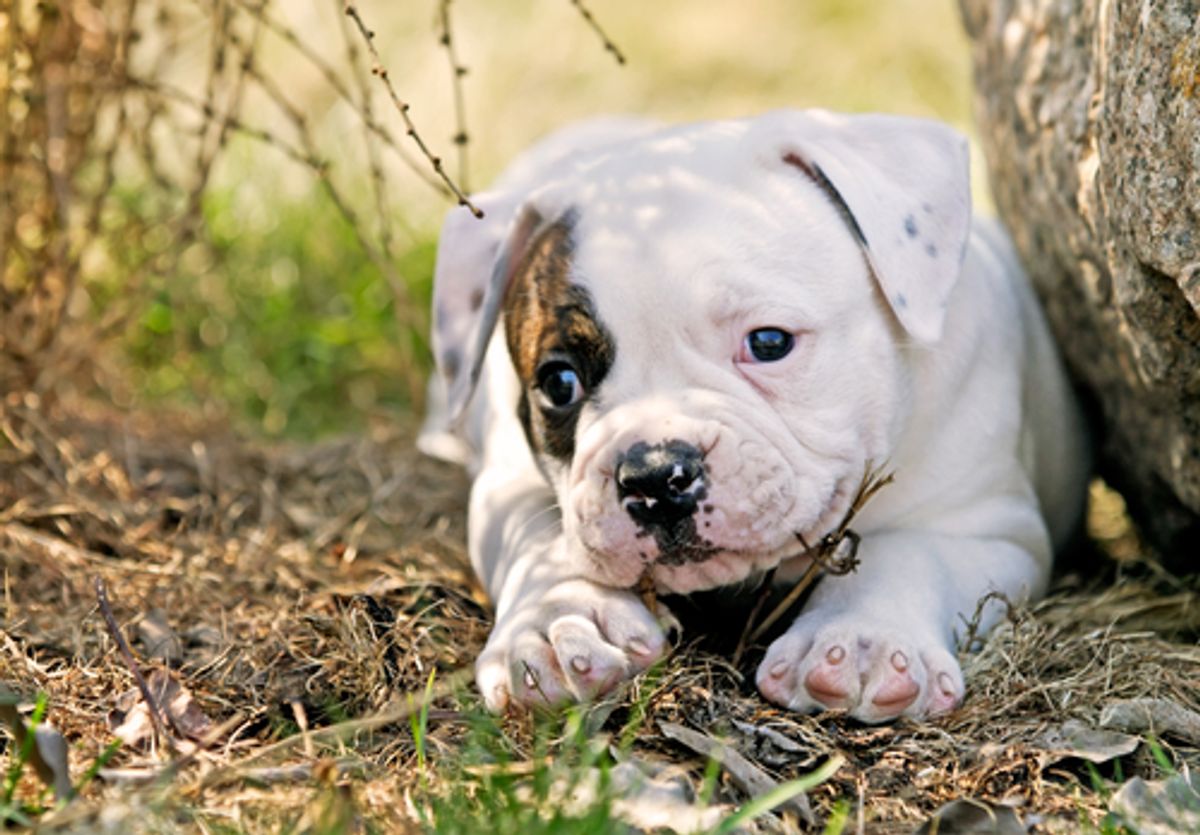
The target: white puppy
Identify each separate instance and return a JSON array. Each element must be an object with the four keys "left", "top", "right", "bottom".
[{"left": 419, "top": 110, "right": 1089, "bottom": 723}]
